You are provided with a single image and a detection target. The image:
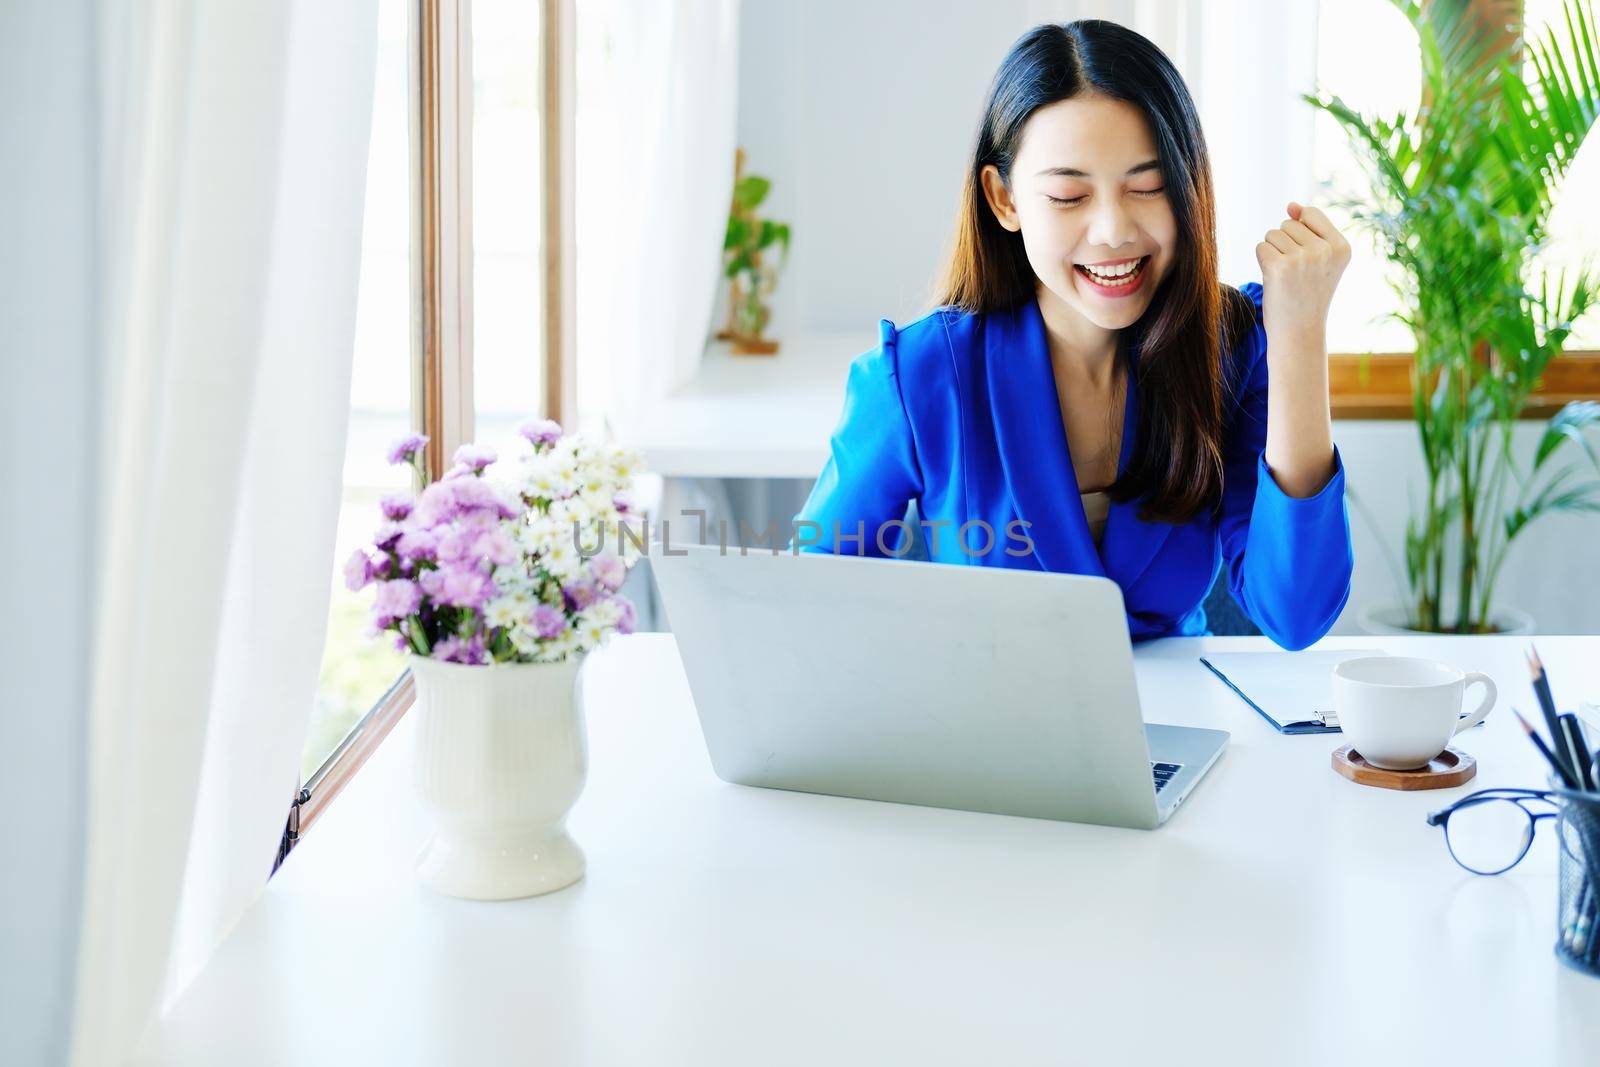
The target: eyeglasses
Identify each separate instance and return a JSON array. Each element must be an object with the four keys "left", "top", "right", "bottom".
[{"left": 1427, "top": 788, "right": 1559, "bottom": 875}]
